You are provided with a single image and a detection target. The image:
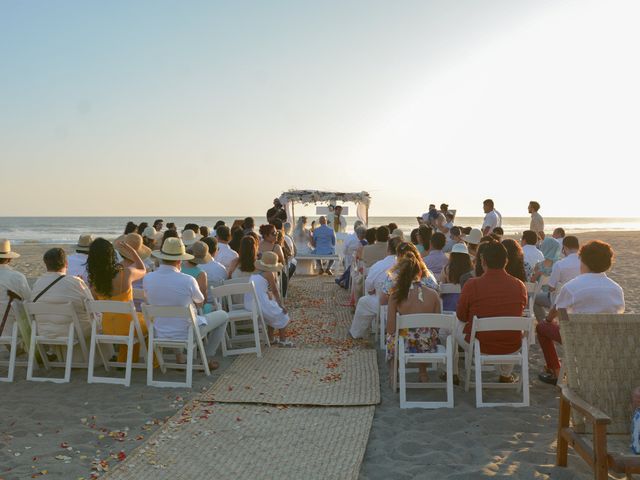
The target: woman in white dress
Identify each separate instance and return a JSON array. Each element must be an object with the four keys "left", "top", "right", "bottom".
[
  {"left": 293, "top": 216, "right": 312, "bottom": 255},
  {"left": 245, "top": 251, "right": 292, "bottom": 346}
]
